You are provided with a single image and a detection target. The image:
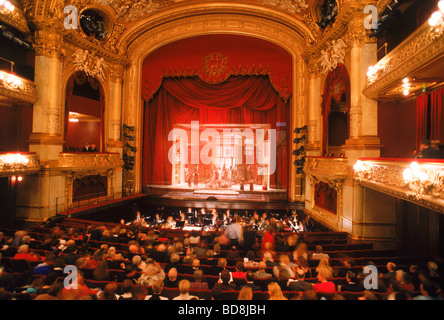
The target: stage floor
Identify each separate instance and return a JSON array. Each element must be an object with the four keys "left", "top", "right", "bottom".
[
  {"left": 141, "top": 183, "right": 298, "bottom": 211},
  {"left": 145, "top": 183, "right": 287, "bottom": 201}
]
